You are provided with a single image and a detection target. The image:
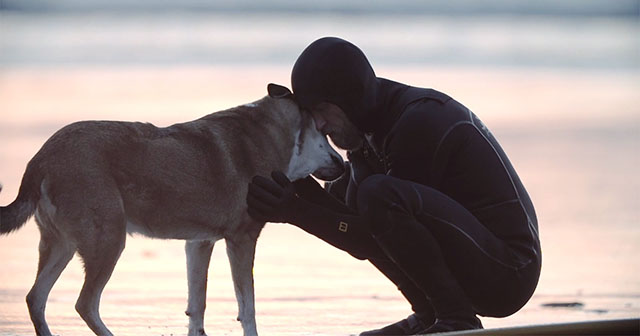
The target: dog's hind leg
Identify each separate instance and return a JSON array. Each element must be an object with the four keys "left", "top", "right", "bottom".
[
  {"left": 185, "top": 240, "right": 215, "bottom": 336},
  {"left": 26, "top": 215, "right": 75, "bottom": 336},
  {"left": 74, "top": 213, "right": 126, "bottom": 336},
  {"left": 226, "top": 235, "right": 259, "bottom": 336}
]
